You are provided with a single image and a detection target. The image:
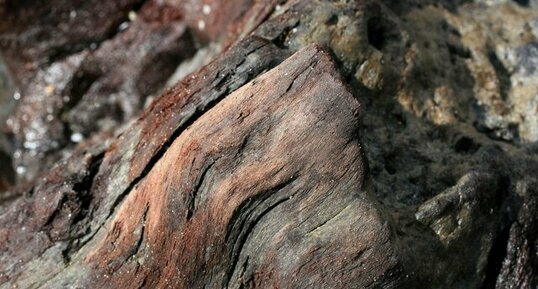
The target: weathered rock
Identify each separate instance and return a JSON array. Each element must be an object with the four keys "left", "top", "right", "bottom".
[
  {"left": 0, "top": 5, "right": 296, "bottom": 285},
  {"left": 0, "top": 0, "right": 537, "bottom": 288},
  {"left": 3, "top": 1, "right": 201, "bottom": 185},
  {"left": 492, "top": 187, "right": 537, "bottom": 289},
  {"left": 0, "top": 0, "right": 288, "bottom": 187},
  {"left": 0, "top": 44, "right": 402, "bottom": 289},
  {"left": 415, "top": 171, "right": 506, "bottom": 288},
  {"left": 86, "top": 44, "right": 395, "bottom": 289}
]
